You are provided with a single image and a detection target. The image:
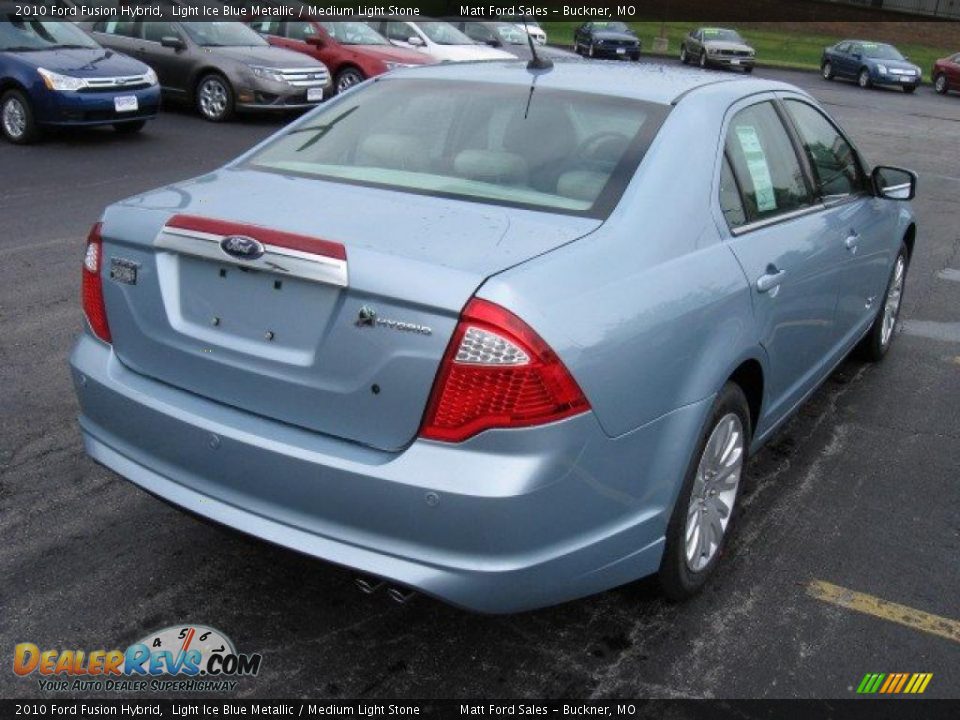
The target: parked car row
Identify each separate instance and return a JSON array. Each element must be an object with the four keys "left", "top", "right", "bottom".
[{"left": 0, "top": 17, "right": 555, "bottom": 142}]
